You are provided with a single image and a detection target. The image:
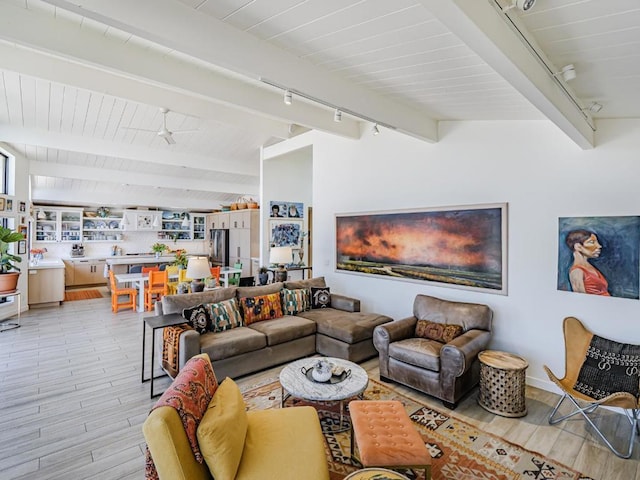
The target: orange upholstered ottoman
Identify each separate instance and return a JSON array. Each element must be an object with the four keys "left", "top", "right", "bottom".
[{"left": 349, "top": 400, "right": 431, "bottom": 480}]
